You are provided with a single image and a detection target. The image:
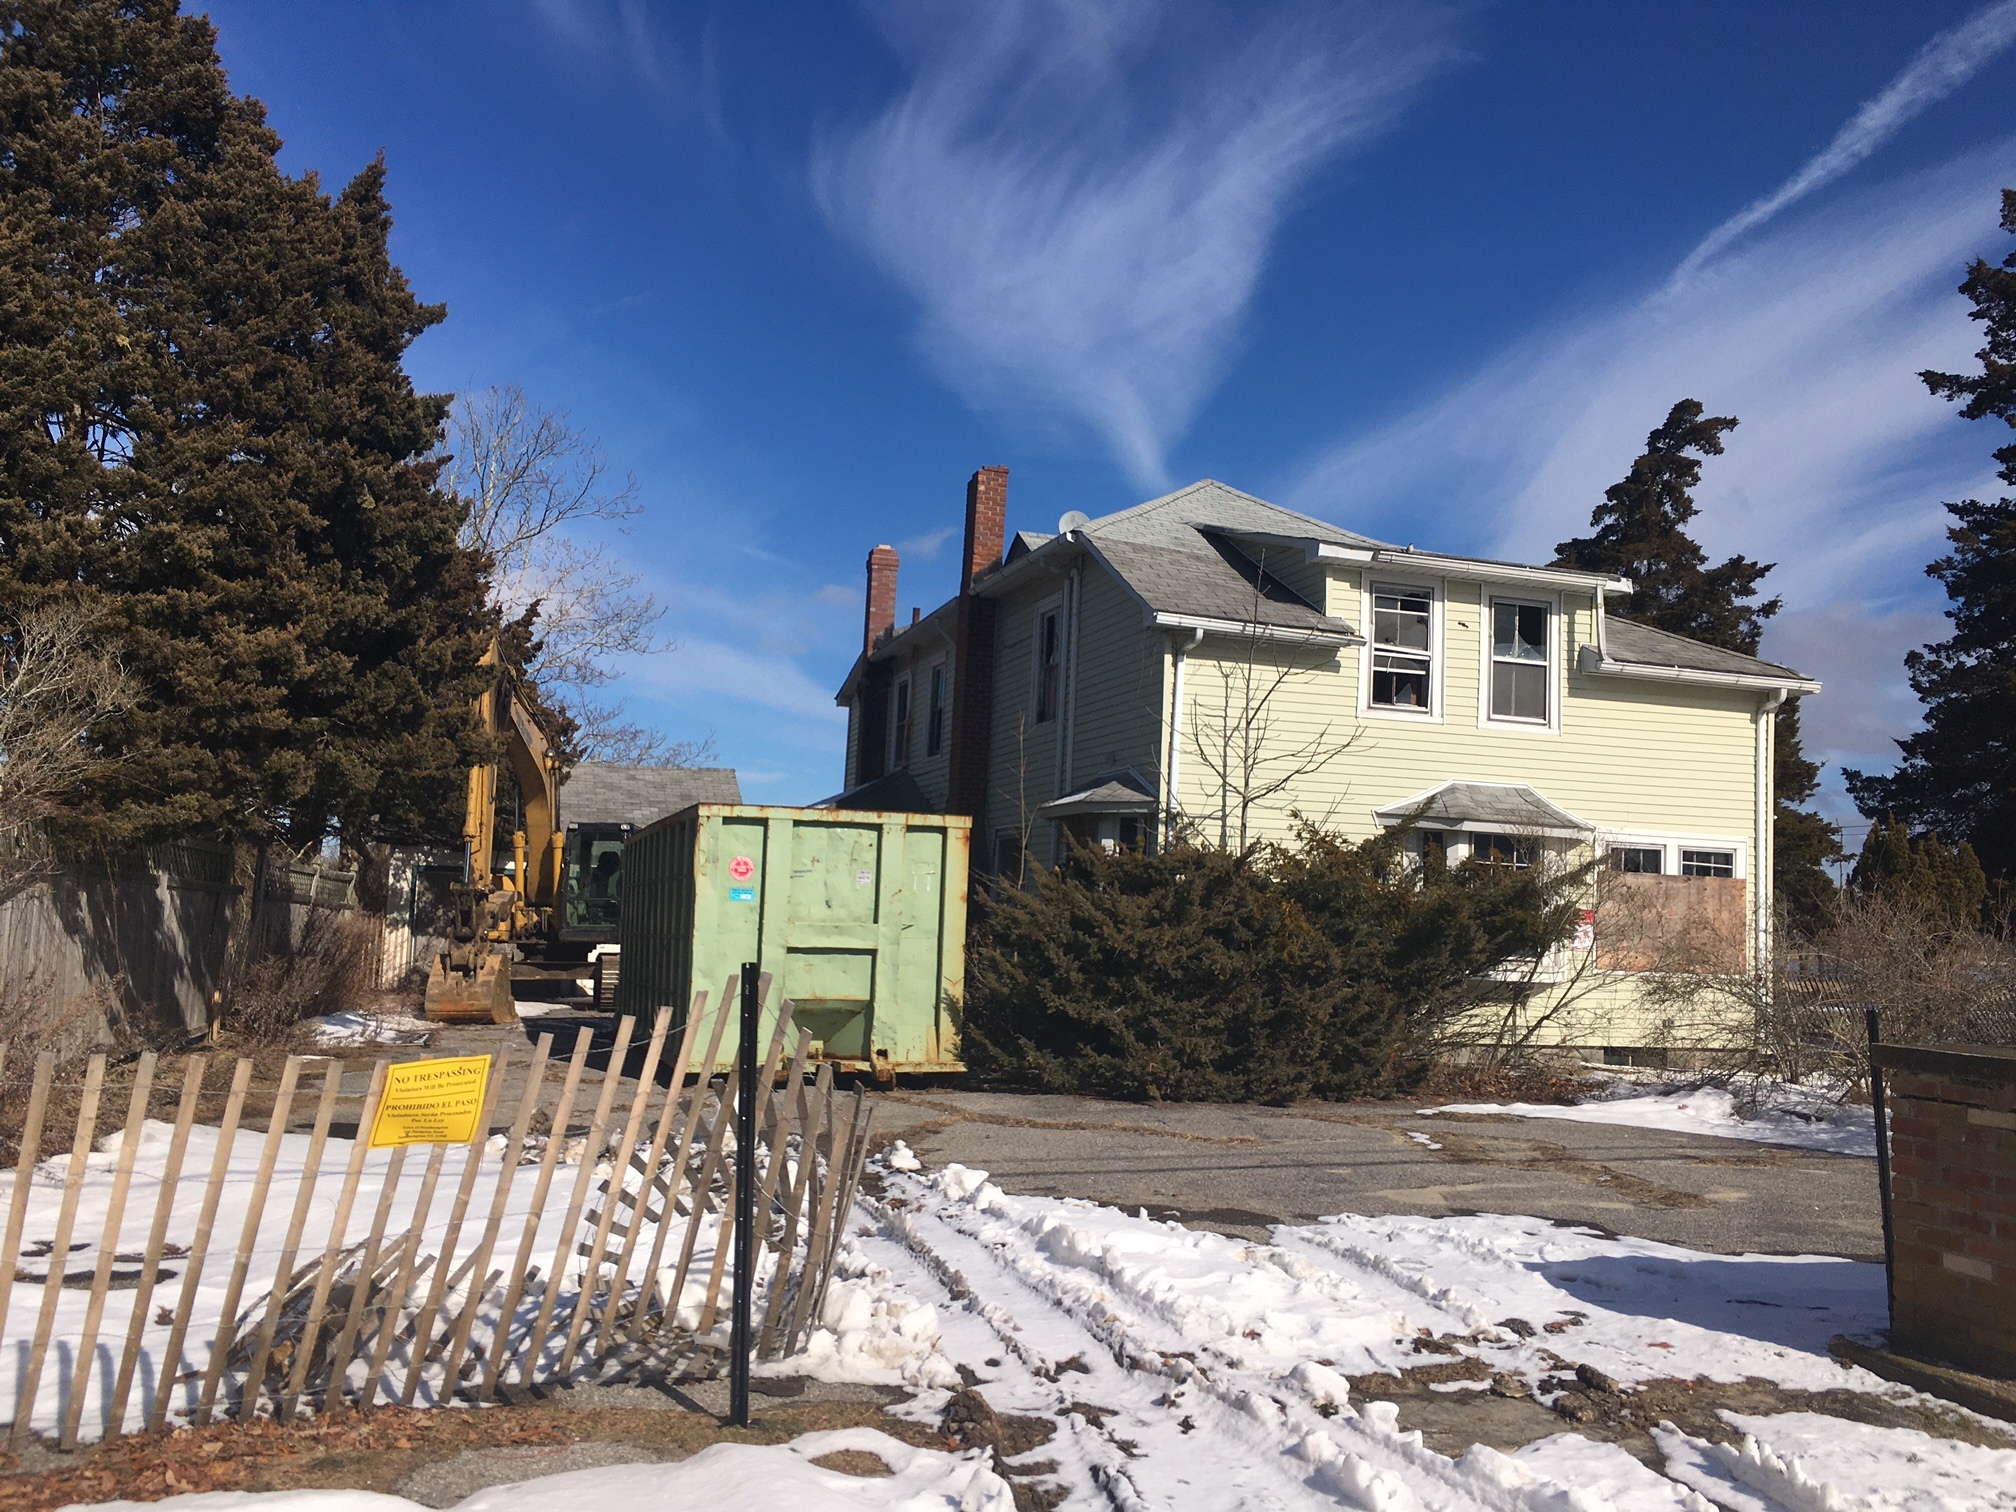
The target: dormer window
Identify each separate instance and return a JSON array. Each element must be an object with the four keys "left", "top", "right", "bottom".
[{"left": 1370, "top": 586, "right": 1434, "bottom": 712}]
